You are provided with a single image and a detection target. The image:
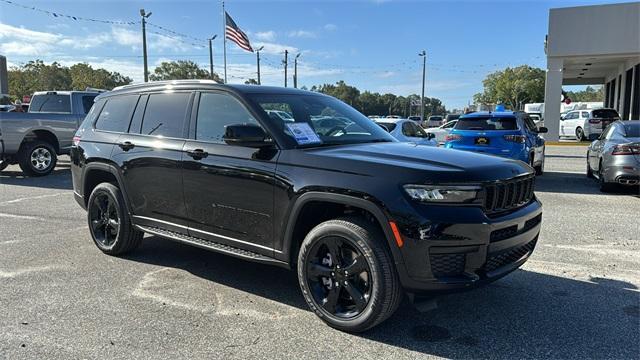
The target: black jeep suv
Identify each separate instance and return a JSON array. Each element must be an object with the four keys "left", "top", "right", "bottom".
[{"left": 71, "top": 80, "right": 542, "bottom": 332}]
